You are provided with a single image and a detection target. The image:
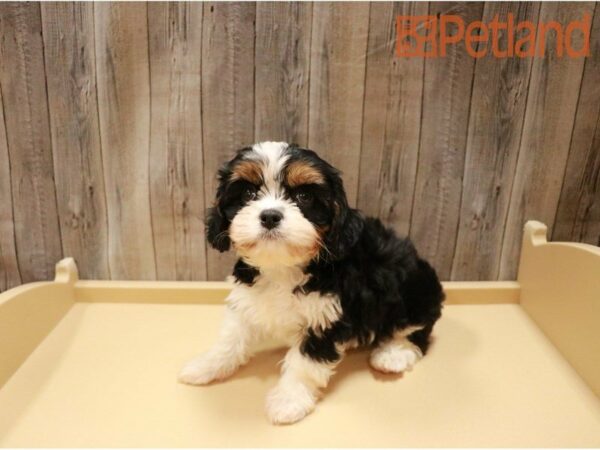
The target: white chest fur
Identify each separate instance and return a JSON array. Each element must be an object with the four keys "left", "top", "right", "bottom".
[{"left": 226, "top": 266, "right": 342, "bottom": 344}]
